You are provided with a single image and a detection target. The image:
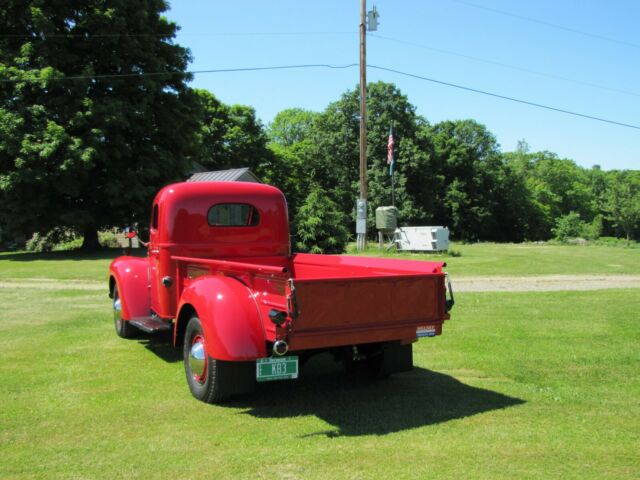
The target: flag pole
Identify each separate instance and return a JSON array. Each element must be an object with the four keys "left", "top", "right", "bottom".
[
  {"left": 391, "top": 170, "right": 395, "bottom": 207},
  {"left": 388, "top": 125, "right": 395, "bottom": 207}
]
